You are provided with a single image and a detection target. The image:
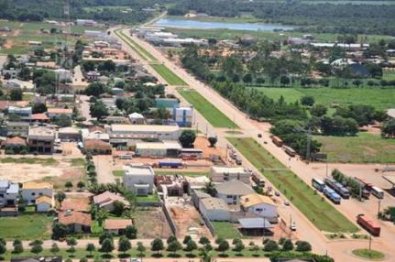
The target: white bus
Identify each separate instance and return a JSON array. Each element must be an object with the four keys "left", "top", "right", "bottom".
[
  {"left": 371, "top": 186, "right": 384, "bottom": 199},
  {"left": 312, "top": 178, "right": 325, "bottom": 192}
]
